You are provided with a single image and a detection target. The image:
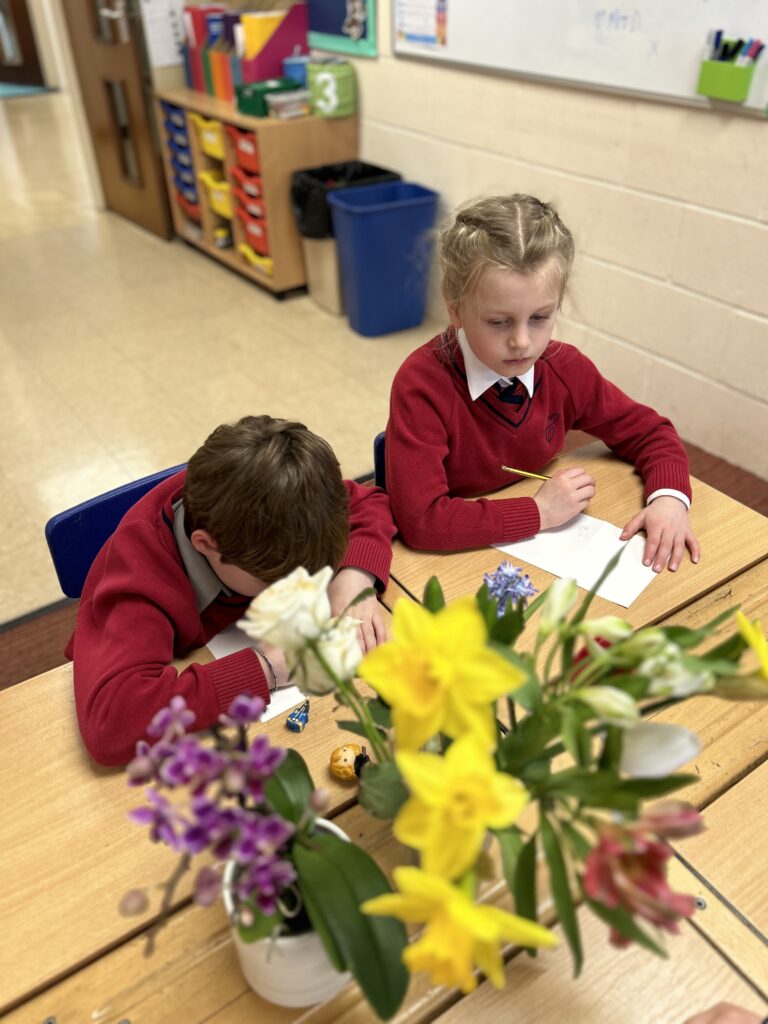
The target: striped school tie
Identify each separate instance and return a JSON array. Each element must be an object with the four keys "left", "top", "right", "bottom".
[{"left": 494, "top": 378, "right": 525, "bottom": 406}]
